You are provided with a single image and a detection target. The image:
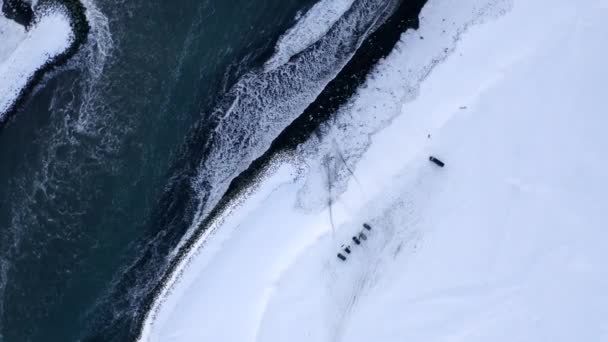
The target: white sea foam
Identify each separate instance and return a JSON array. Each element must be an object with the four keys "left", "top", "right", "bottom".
[
  {"left": 265, "top": 0, "right": 356, "bottom": 70},
  {"left": 173, "top": 0, "right": 397, "bottom": 256},
  {"left": 0, "top": 8, "right": 74, "bottom": 121},
  {"left": 72, "top": 0, "right": 114, "bottom": 133}
]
